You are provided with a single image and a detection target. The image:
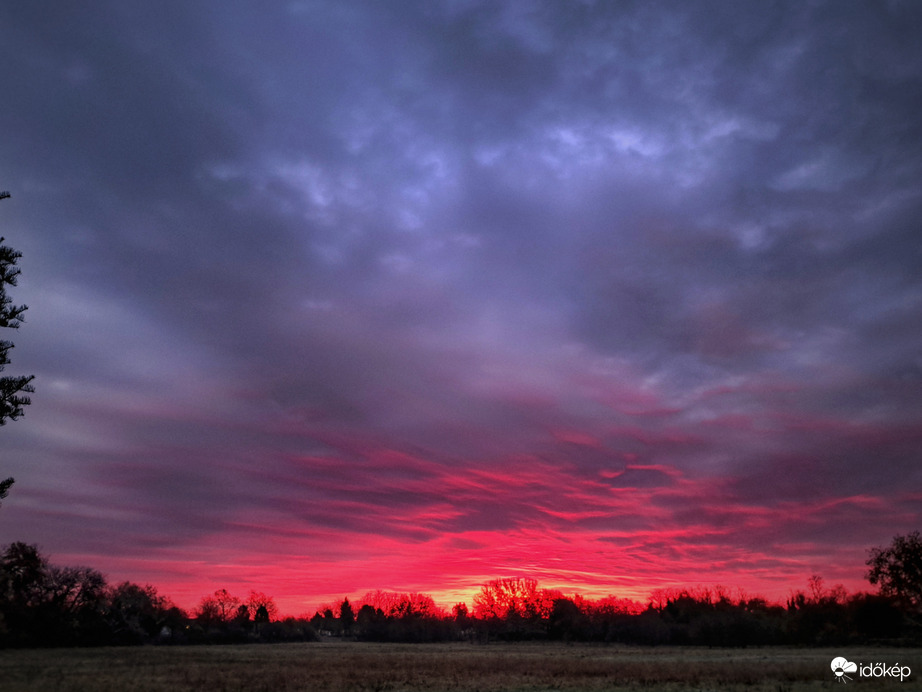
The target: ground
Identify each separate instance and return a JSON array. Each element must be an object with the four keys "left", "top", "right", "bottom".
[{"left": 0, "top": 641, "right": 917, "bottom": 691}]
